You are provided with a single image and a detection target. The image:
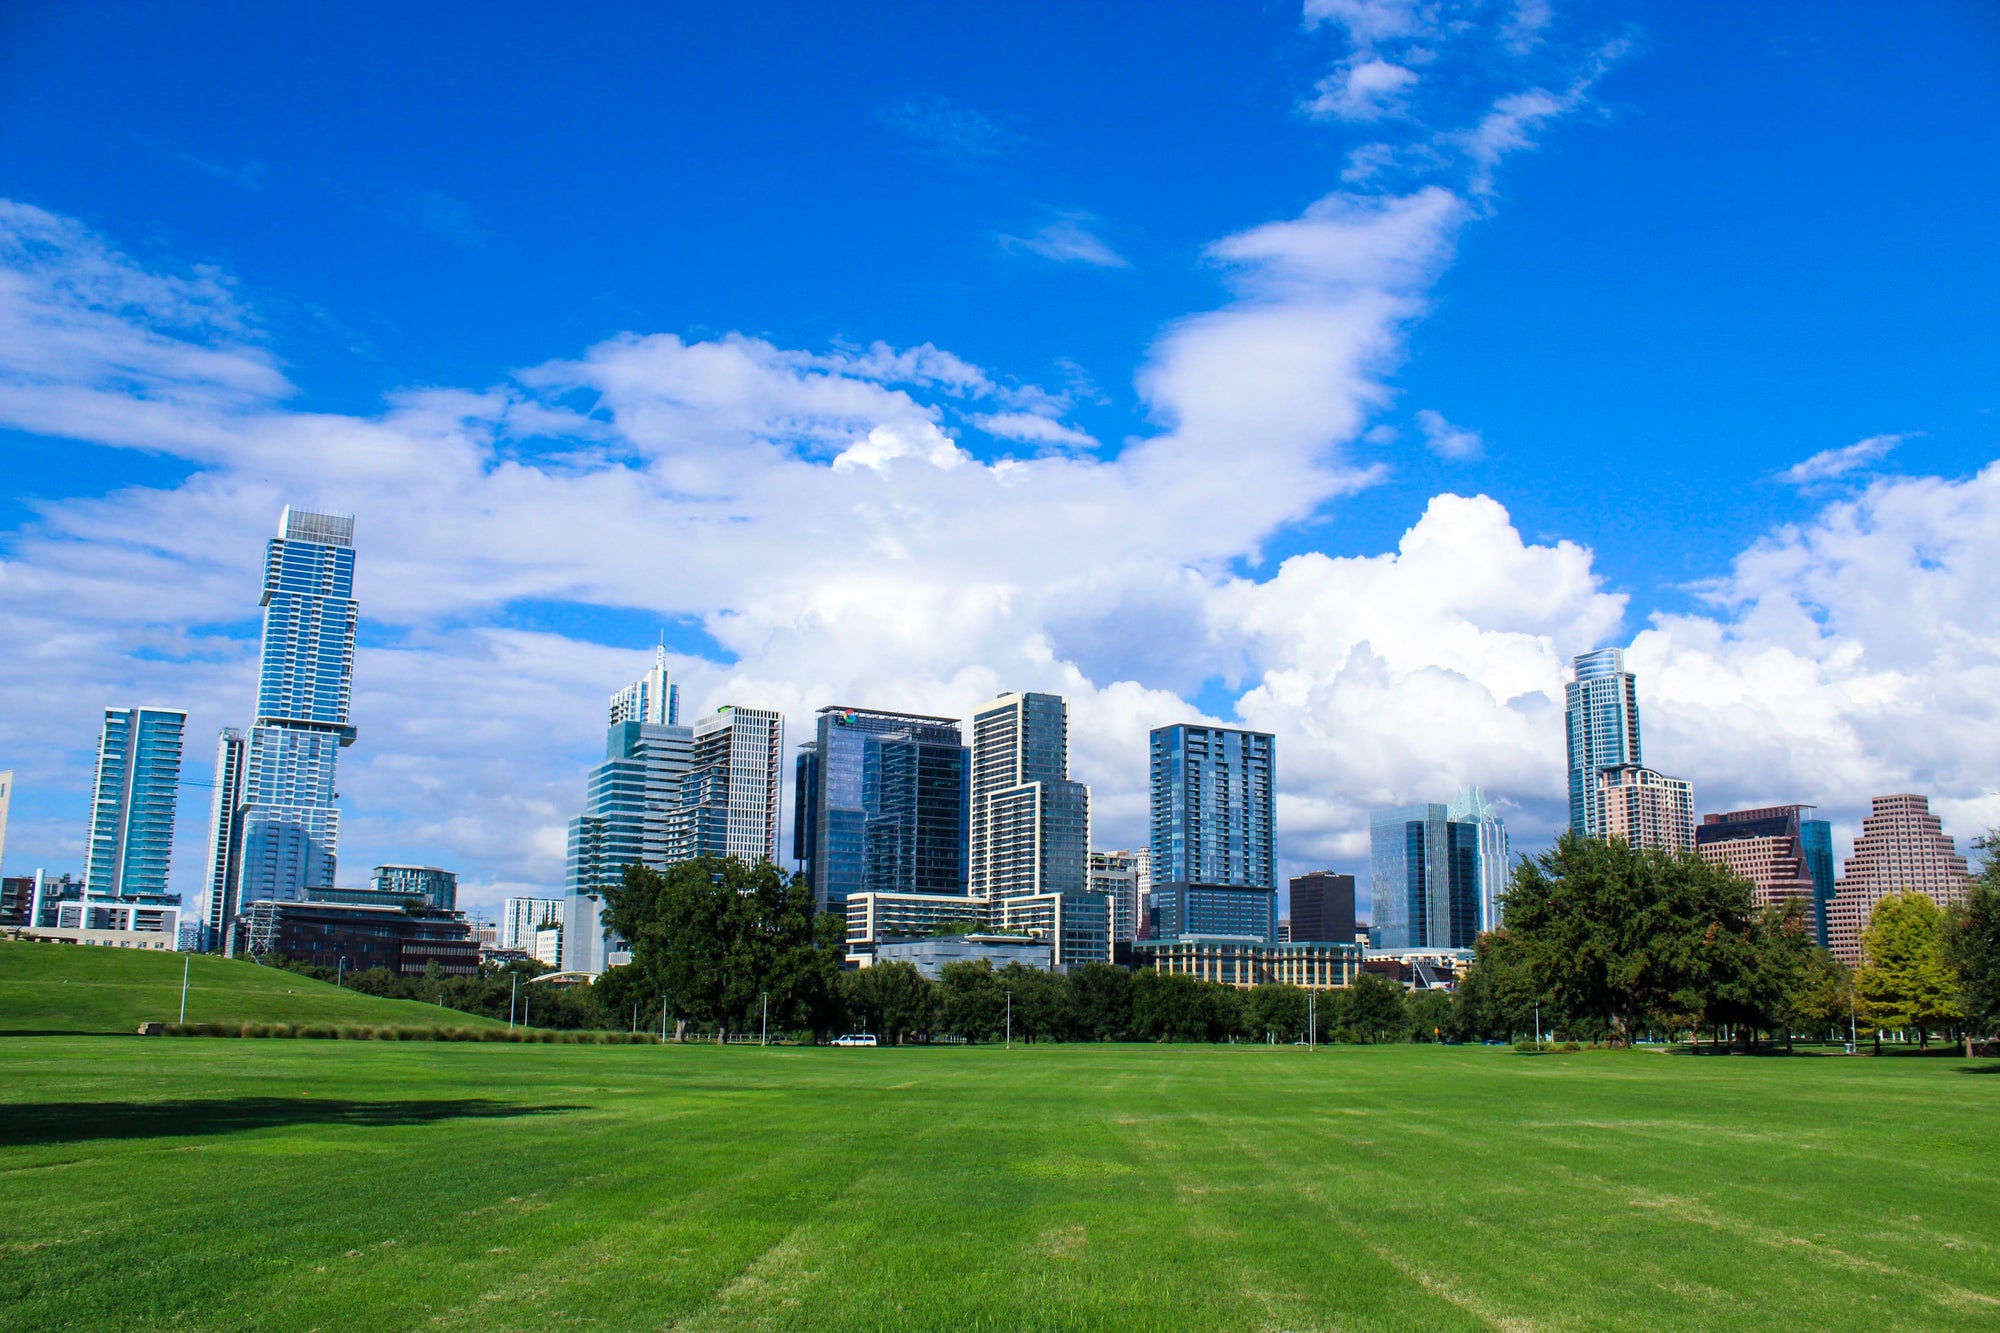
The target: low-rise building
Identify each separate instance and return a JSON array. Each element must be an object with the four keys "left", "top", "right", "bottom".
[
  {"left": 845, "top": 891, "right": 987, "bottom": 963},
  {"left": 1132, "top": 936, "right": 1362, "bottom": 990},
  {"left": 869, "top": 933, "right": 1053, "bottom": 978},
  {"left": 230, "top": 899, "right": 479, "bottom": 976},
  {"left": 989, "top": 892, "right": 1110, "bottom": 968}
]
